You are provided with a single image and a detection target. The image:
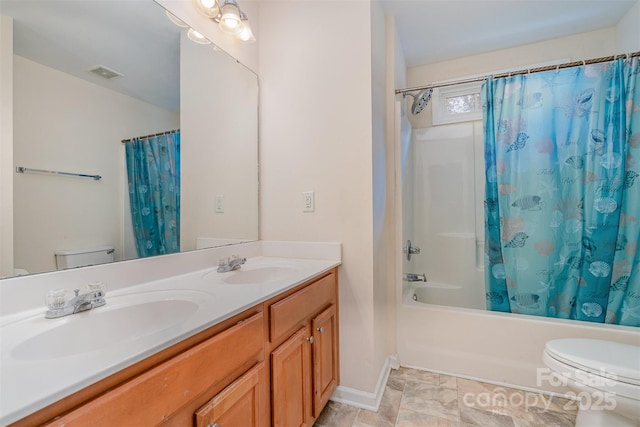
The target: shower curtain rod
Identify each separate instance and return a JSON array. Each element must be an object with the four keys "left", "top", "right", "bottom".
[
  {"left": 121, "top": 129, "right": 179, "bottom": 144},
  {"left": 395, "top": 50, "right": 640, "bottom": 95}
]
